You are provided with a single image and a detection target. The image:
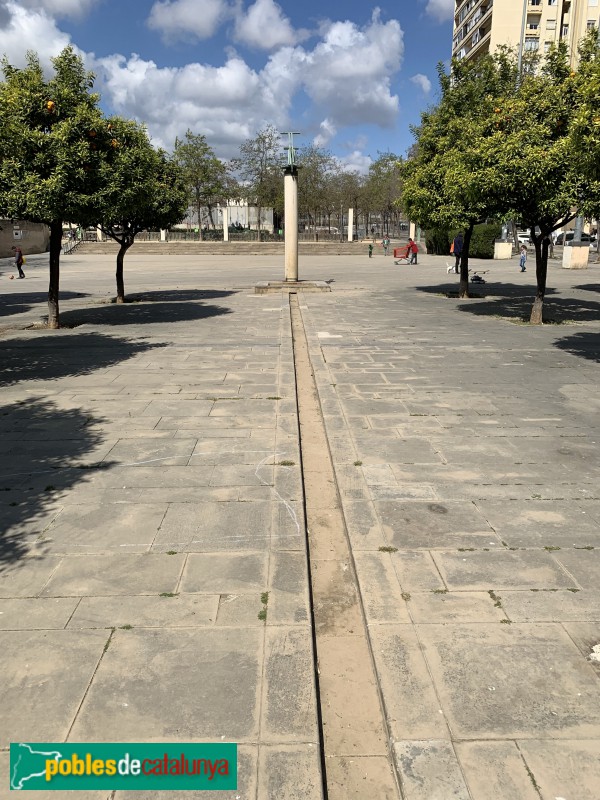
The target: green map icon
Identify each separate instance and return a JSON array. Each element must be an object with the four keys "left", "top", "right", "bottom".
[{"left": 10, "top": 743, "right": 63, "bottom": 790}]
